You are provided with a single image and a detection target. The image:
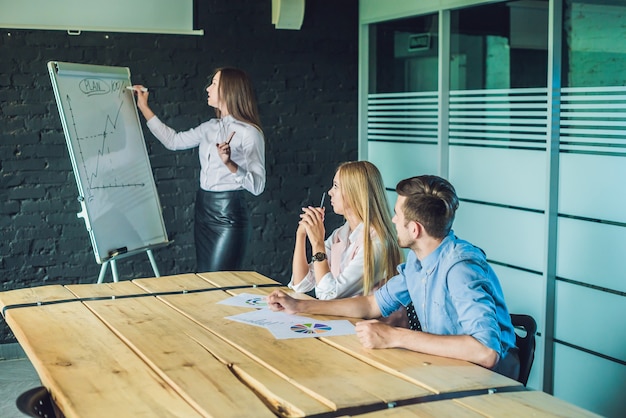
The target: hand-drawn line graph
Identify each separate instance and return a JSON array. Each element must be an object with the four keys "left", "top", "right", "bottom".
[
  {"left": 65, "top": 79, "right": 147, "bottom": 204},
  {"left": 49, "top": 61, "right": 168, "bottom": 264}
]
